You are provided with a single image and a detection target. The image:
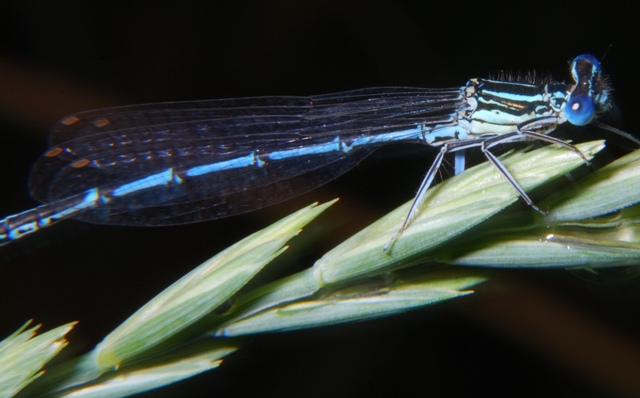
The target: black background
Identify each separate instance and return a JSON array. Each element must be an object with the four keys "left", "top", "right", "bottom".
[{"left": 2, "top": 2, "right": 640, "bottom": 397}]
